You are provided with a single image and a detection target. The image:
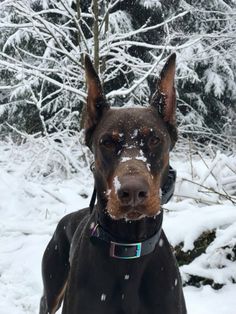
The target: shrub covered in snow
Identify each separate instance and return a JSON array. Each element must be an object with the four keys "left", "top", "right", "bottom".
[{"left": 0, "top": 0, "right": 235, "bottom": 144}]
